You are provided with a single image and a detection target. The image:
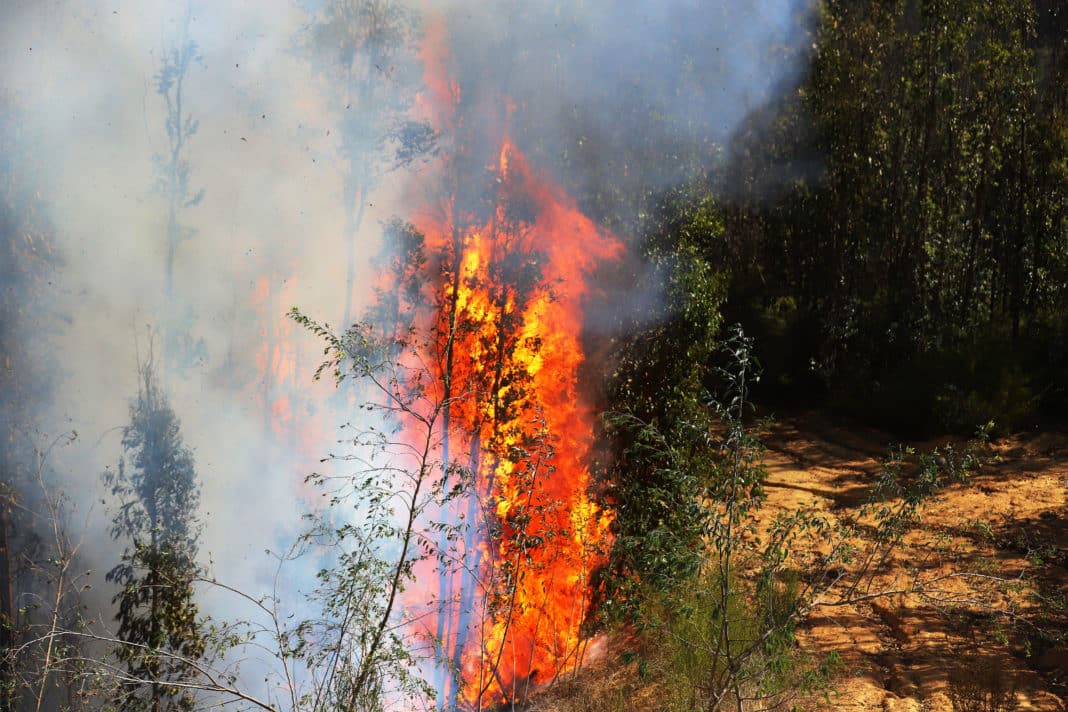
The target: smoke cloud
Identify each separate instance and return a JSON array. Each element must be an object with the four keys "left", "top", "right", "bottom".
[
  {"left": 435, "top": 0, "right": 813, "bottom": 216},
  {"left": 0, "top": 0, "right": 813, "bottom": 696}
]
